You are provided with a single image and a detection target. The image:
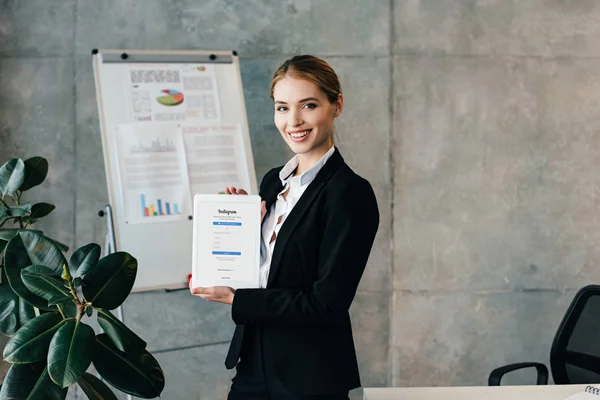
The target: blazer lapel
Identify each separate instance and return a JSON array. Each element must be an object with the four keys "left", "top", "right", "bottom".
[
  {"left": 266, "top": 149, "right": 345, "bottom": 287},
  {"left": 260, "top": 168, "right": 284, "bottom": 222}
]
